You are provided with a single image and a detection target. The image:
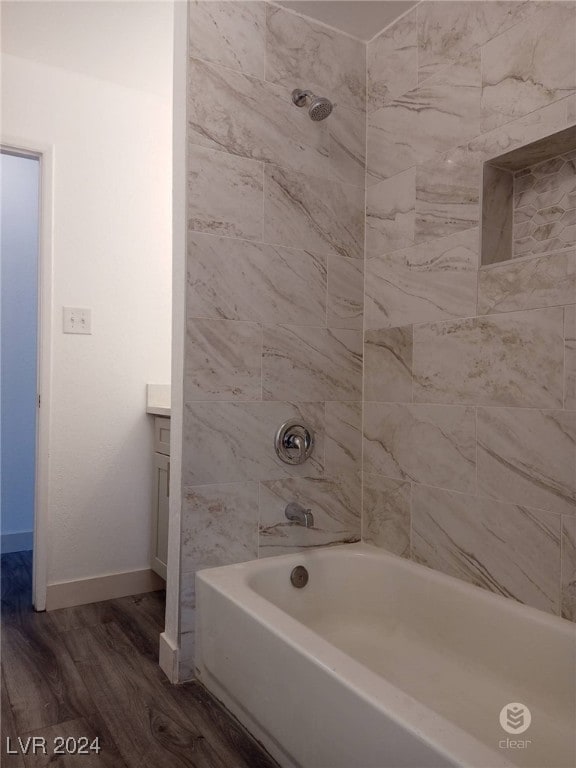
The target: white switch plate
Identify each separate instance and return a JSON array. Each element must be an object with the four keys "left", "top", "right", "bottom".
[{"left": 63, "top": 307, "right": 92, "bottom": 334}]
